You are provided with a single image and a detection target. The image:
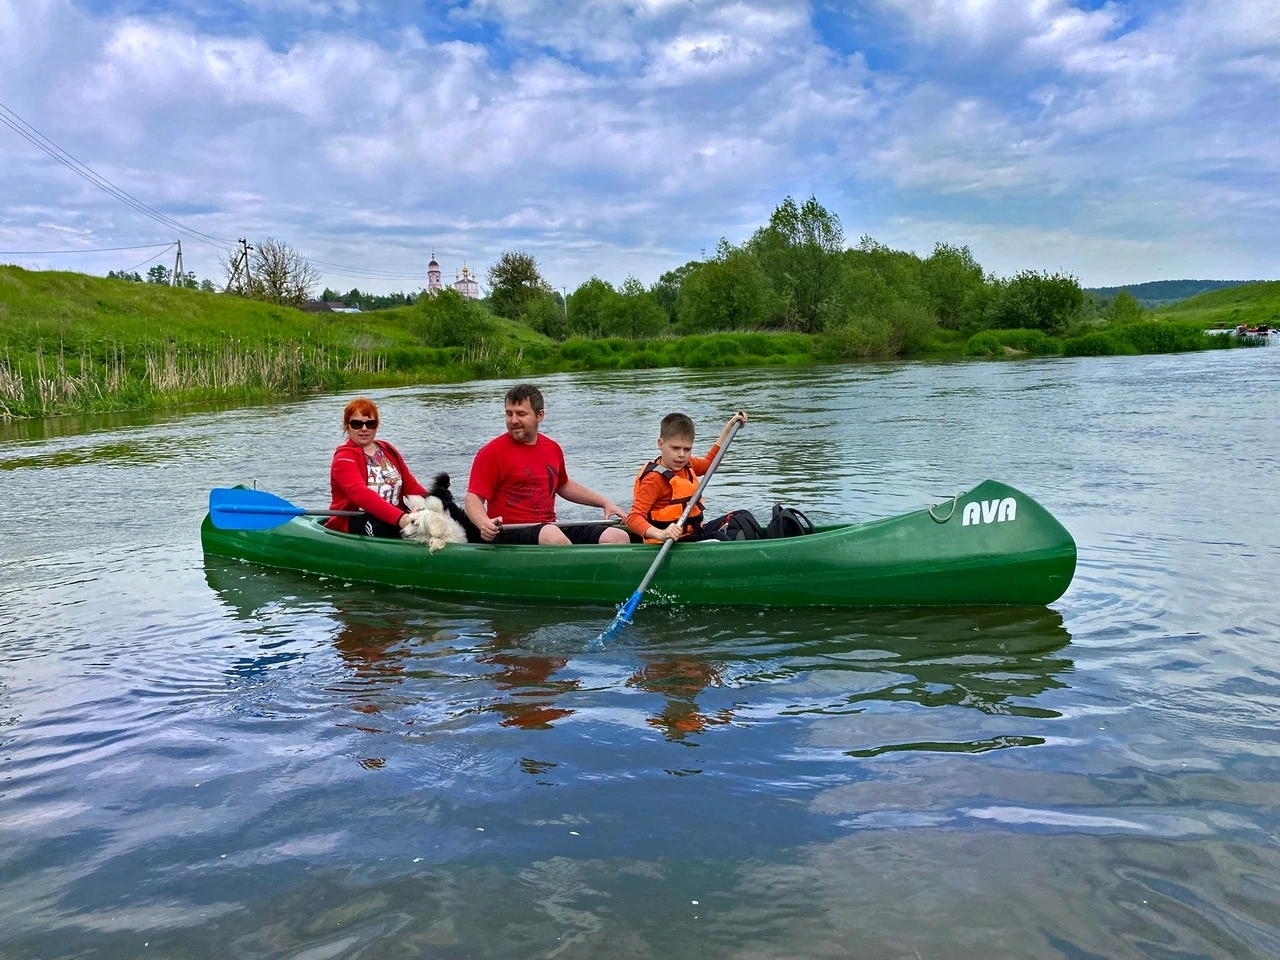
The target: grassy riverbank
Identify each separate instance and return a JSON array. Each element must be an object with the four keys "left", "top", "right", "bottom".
[{"left": 0, "top": 266, "right": 1270, "bottom": 419}]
